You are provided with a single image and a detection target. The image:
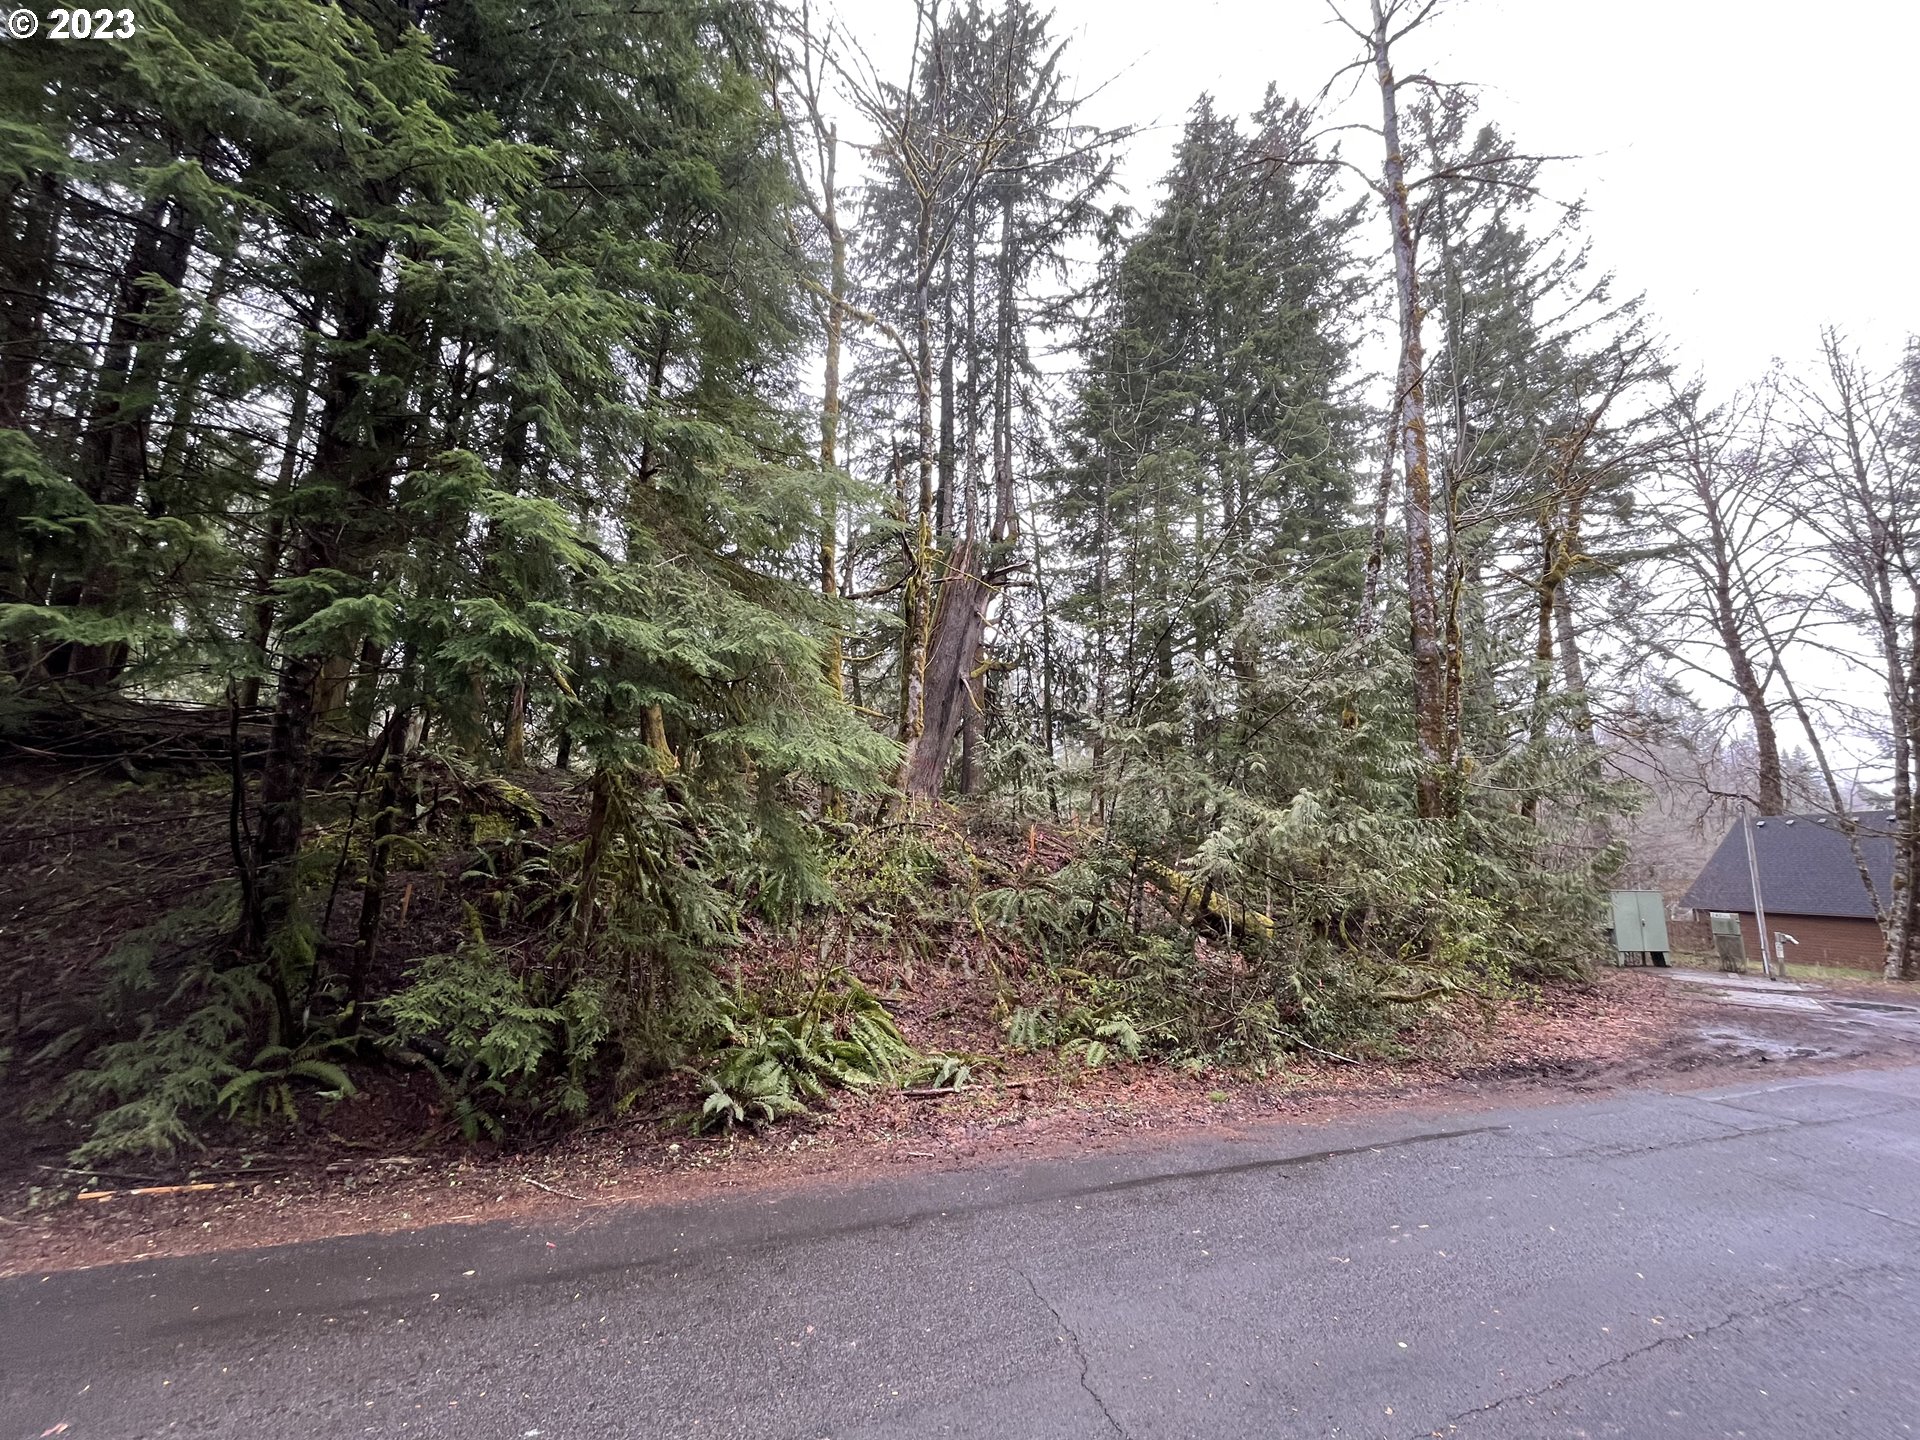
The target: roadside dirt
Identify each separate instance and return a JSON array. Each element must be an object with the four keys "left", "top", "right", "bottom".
[{"left": 7, "top": 966, "right": 1914, "bottom": 1278}]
